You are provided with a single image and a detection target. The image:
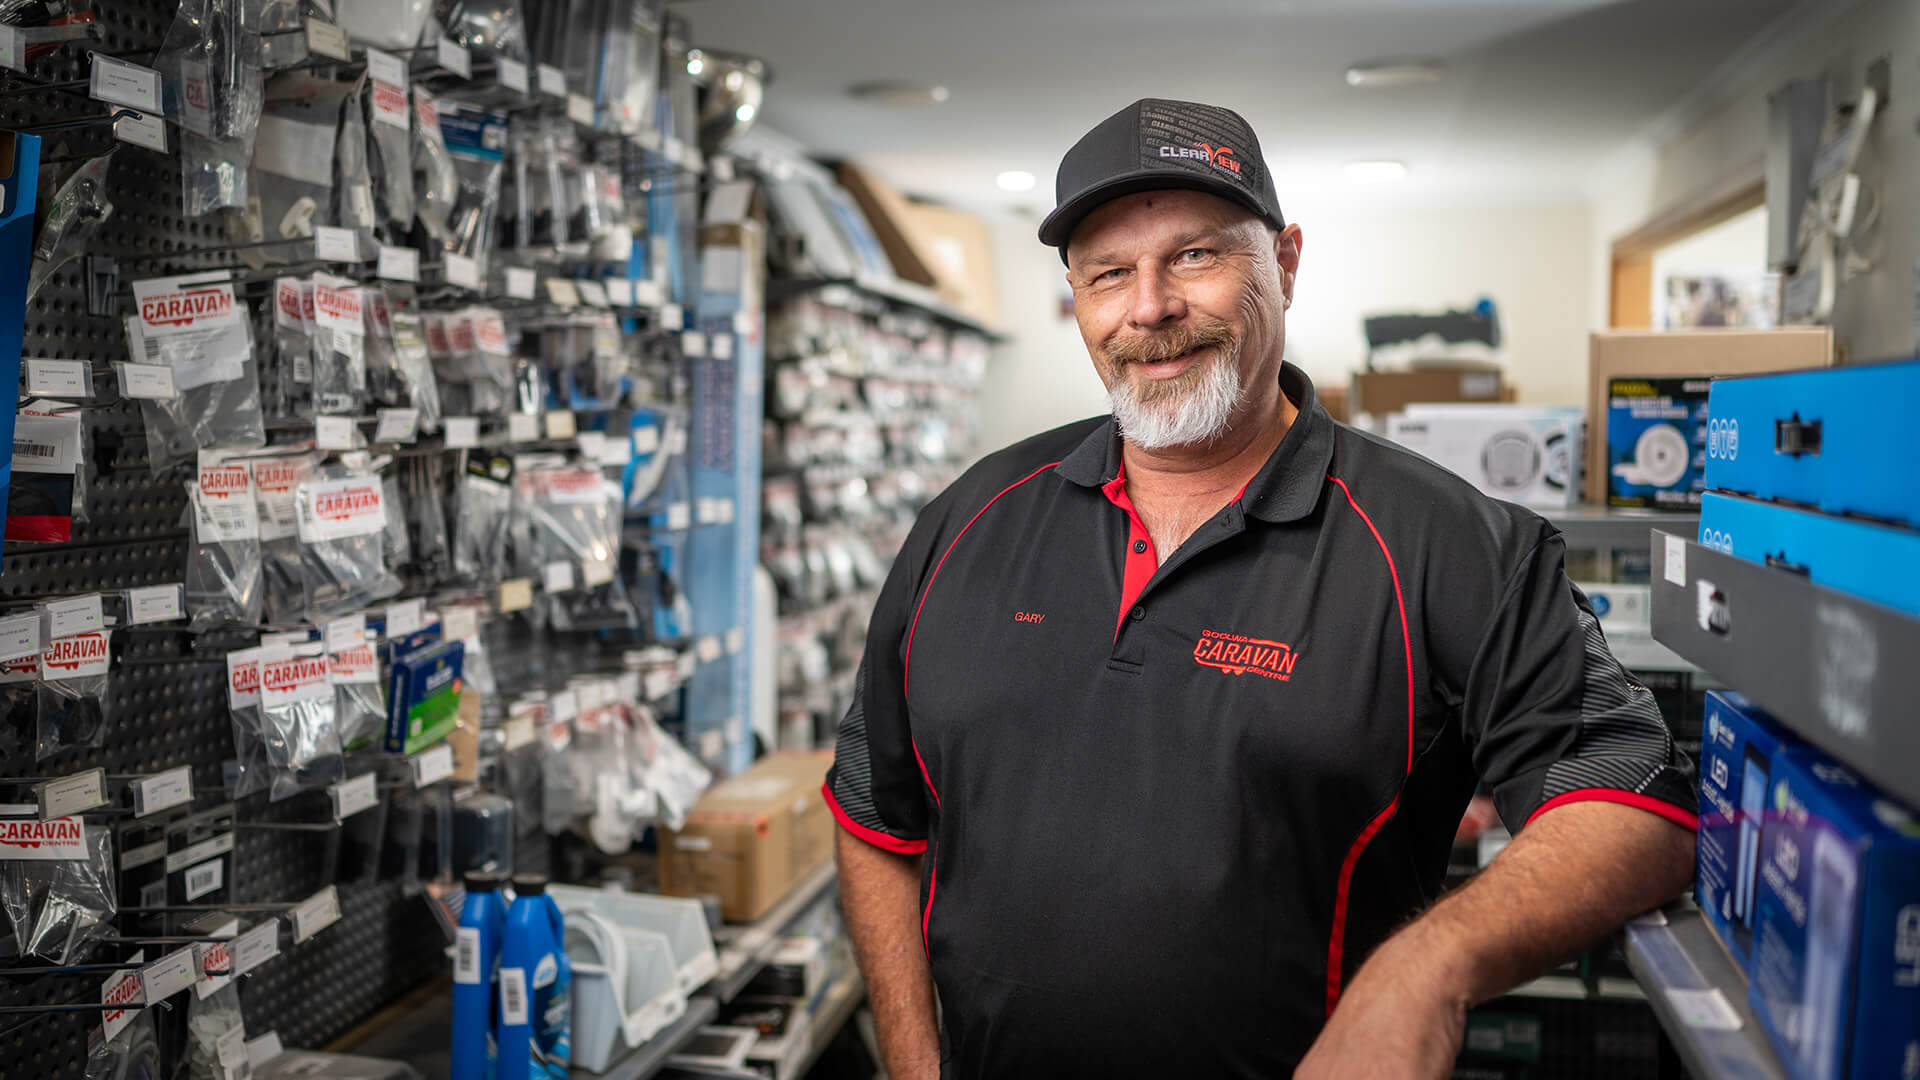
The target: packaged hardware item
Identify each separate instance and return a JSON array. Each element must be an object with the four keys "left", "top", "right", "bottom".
[
  {"left": 266, "top": 276, "right": 313, "bottom": 418},
  {"left": 85, "top": 1008, "right": 160, "bottom": 1080},
  {"left": 0, "top": 815, "right": 115, "bottom": 963},
  {"left": 156, "top": 0, "right": 262, "bottom": 215},
  {"left": 384, "top": 637, "right": 464, "bottom": 755},
  {"left": 521, "top": 465, "right": 636, "bottom": 631},
  {"left": 238, "top": 76, "right": 352, "bottom": 262},
  {"left": 455, "top": 455, "right": 513, "bottom": 580},
  {"left": 334, "top": 79, "right": 380, "bottom": 254},
  {"left": 1605, "top": 377, "right": 1709, "bottom": 509},
  {"left": 412, "top": 87, "right": 460, "bottom": 251},
  {"left": 224, "top": 646, "right": 271, "bottom": 798},
  {"left": 329, "top": 623, "right": 386, "bottom": 753},
  {"left": 370, "top": 297, "right": 444, "bottom": 427},
  {"left": 363, "top": 48, "right": 415, "bottom": 244},
  {"left": 35, "top": 631, "right": 112, "bottom": 761},
  {"left": 1696, "top": 691, "right": 1792, "bottom": 974},
  {"left": 258, "top": 645, "right": 345, "bottom": 800},
  {"left": 126, "top": 272, "right": 266, "bottom": 468},
  {"left": 251, "top": 453, "right": 312, "bottom": 623},
  {"left": 186, "top": 453, "right": 264, "bottom": 630},
  {"left": 294, "top": 462, "right": 402, "bottom": 617},
  {"left": 1749, "top": 747, "right": 1920, "bottom": 1080},
  {"left": 436, "top": 102, "right": 508, "bottom": 263},
  {"left": 182, "top": 980, "right": 244, "bottom": 1080},
  {"left": 28, "top": 149, "right": 114, "bottom": 303},
  {"left": 6, "top": 409, "right": 83, "bottom": 542},
  {"left": 1697, "top": 491, "right": 1920, "bottom": 618},
  {"left": 1385, "top": 404, "right": 1583, "bottom": 509},
  {"left": 311, "top": 274, "right": 369, "bottom": 415}
]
